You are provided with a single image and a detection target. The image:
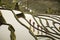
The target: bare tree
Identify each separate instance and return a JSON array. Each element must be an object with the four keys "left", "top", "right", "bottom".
[{"left": 0, "top": 0, "right": 60, "bottom": 40}]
